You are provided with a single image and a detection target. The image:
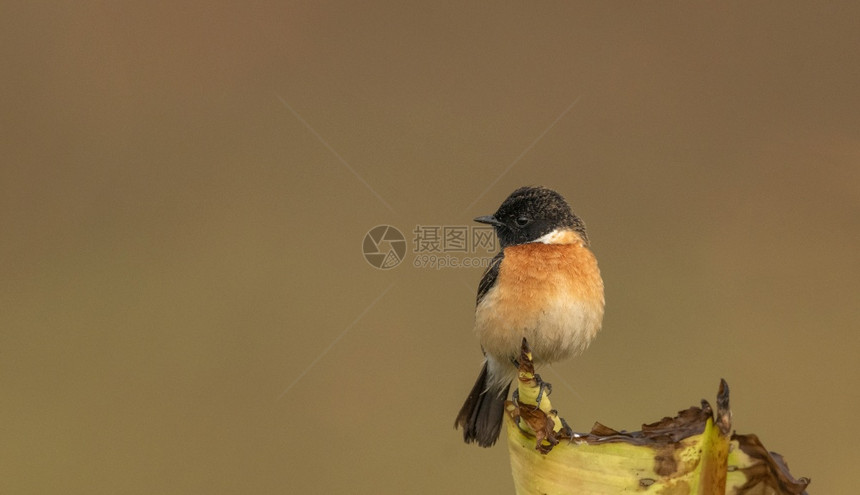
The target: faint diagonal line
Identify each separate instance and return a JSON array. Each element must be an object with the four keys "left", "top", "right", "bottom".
[
  {"left": 464, "top": 95, "right": 582, "bottom": 212},
  {"left": 277, "top": 282, "right": 395, "bottom": 400},
  {"left": 546, "top": 365, "right": 585, "bottom": 403},
  {"left": 275, "top": 93, "right": 395, "bottom": 213}
]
